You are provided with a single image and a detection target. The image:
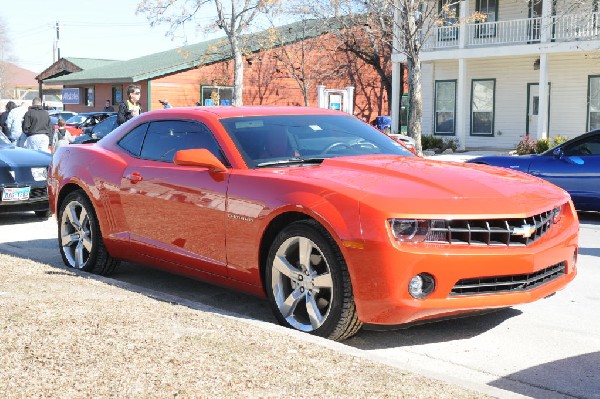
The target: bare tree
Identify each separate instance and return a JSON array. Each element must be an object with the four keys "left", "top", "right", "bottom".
[
  {"left": 359, "top": 0, "right": 457, "bottom": 154},
  {"left": 137, "top": 0, "right": 278, "bottom": 106},
  {"left": 286, "top": 1, "right": 396, "bottom": 113},
  {"left": 0, "top": 17, "right": 13, "bottom": 99},
  {"left": 258, "top": 14, "right": 347, "bottom": 106}
]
